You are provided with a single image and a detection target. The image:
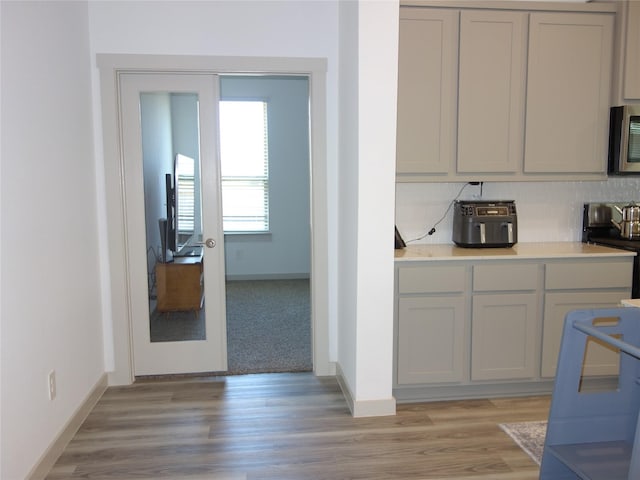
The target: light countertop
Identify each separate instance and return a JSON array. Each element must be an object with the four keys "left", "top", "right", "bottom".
[
  {"left": 621, "top": 299, "right": 640, "bottom": 308},
  {"left": 395, "top": 242, "right": 637, "bottom": 262}
]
